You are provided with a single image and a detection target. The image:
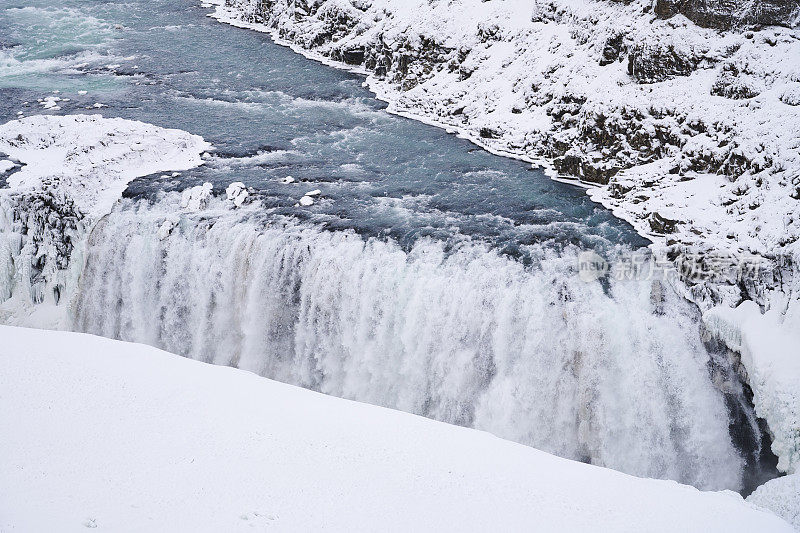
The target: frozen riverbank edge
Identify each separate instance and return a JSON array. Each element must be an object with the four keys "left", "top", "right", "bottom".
[
  {"left": 0, "top": 114, "right": 210, "bottom": 328},
  {"left": 206, "top": 0, "right": 800, "bottom": 477},
  {"left": 0, "top": 324, "right": 795, "bottom": 532}
]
